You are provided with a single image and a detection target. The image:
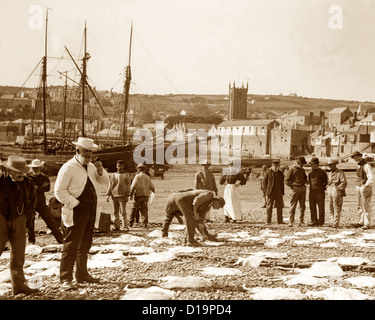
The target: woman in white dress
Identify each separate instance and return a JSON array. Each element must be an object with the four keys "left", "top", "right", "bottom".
[{"left": 219, "top": 165, "right": 248, "bottom": 222}]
